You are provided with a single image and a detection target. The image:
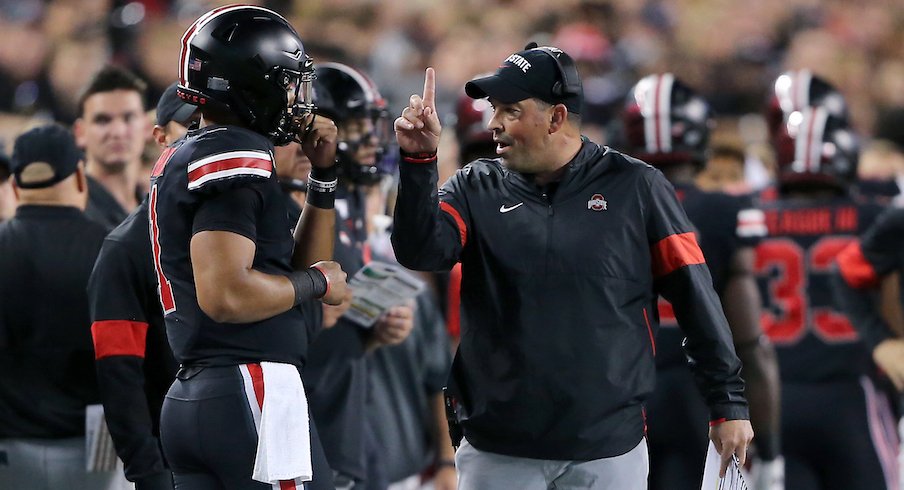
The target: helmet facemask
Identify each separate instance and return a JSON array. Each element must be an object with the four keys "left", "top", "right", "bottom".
[{"left": 273, "top": 55, "right": 316, "bottom": 146}]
